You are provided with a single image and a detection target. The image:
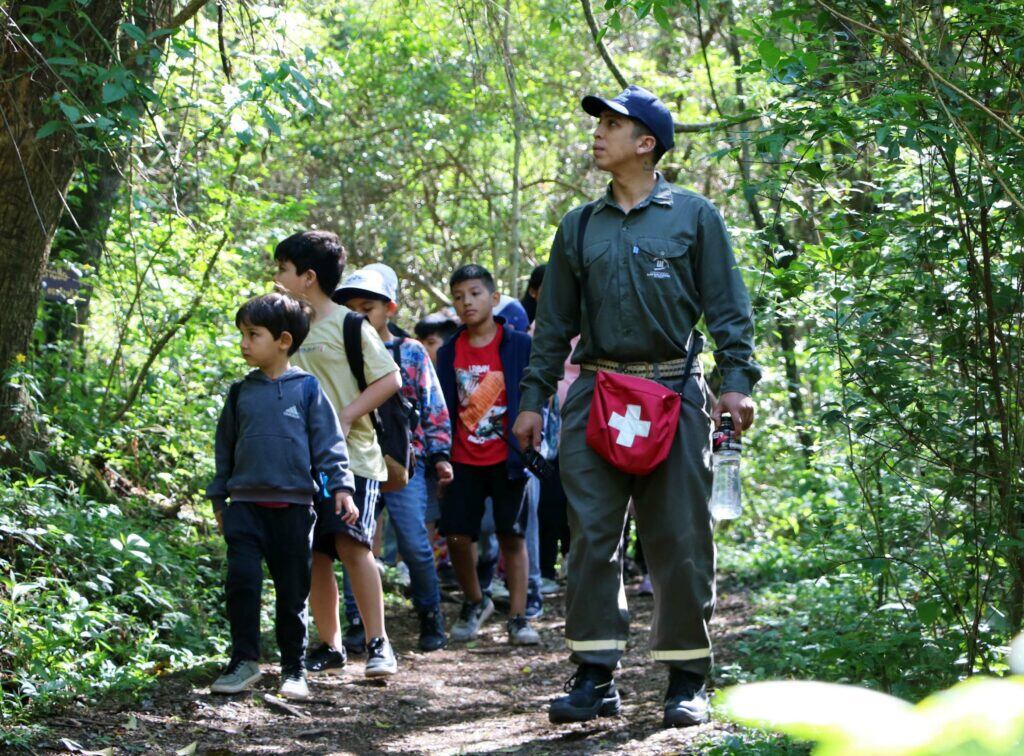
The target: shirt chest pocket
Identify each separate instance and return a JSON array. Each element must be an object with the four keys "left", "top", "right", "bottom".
[{"left": 635, "top": 236, "right": 693, "bottom": 289}]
